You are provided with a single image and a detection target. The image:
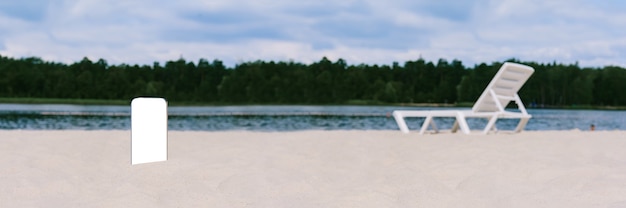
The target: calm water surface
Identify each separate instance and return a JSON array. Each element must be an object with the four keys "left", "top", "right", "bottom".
[{"left": 0, "top": 104, "right": 624, "bottom": 131}]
